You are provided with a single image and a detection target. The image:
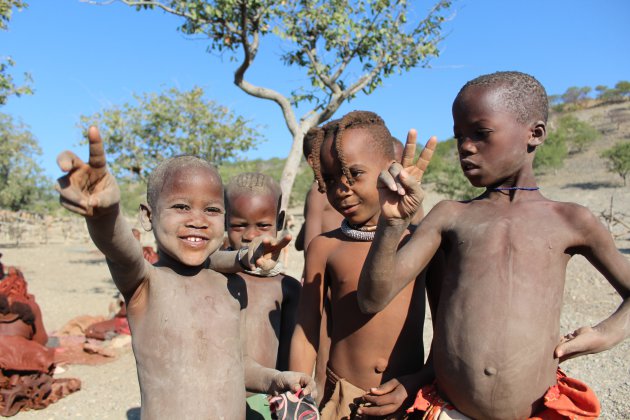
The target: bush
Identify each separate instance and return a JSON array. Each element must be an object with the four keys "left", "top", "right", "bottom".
[{"left": 601, "top": 141, "right": 630, "bottom": 186}]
